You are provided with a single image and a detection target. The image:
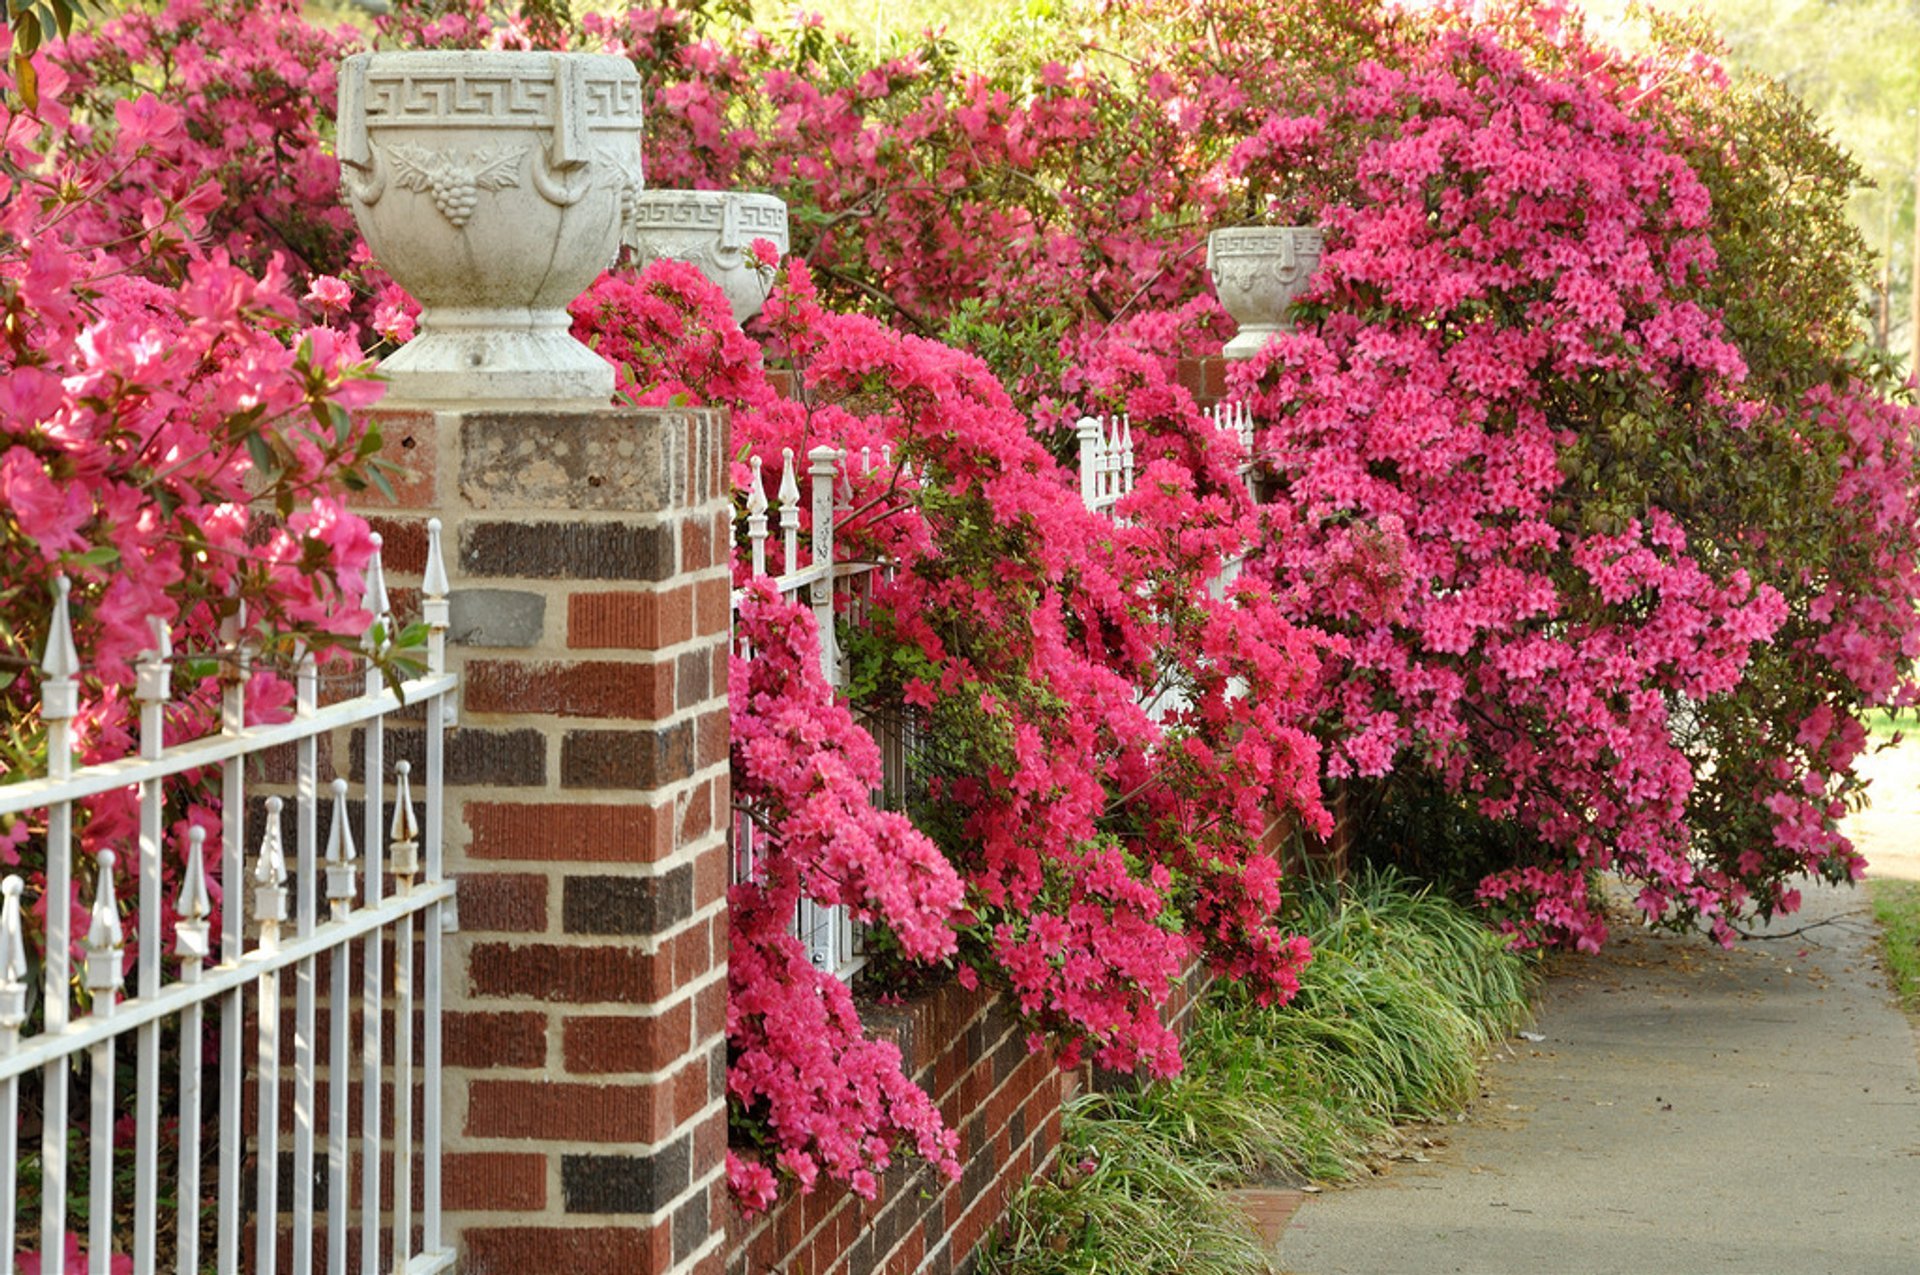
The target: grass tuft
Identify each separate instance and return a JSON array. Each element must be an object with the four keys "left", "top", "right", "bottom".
[
  {"left": 1870, "top": 878, "right": 1920, "bottom": 1016},
  {"left": 984, "top": 868, "right": 1533, "bottom": 1274}
]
